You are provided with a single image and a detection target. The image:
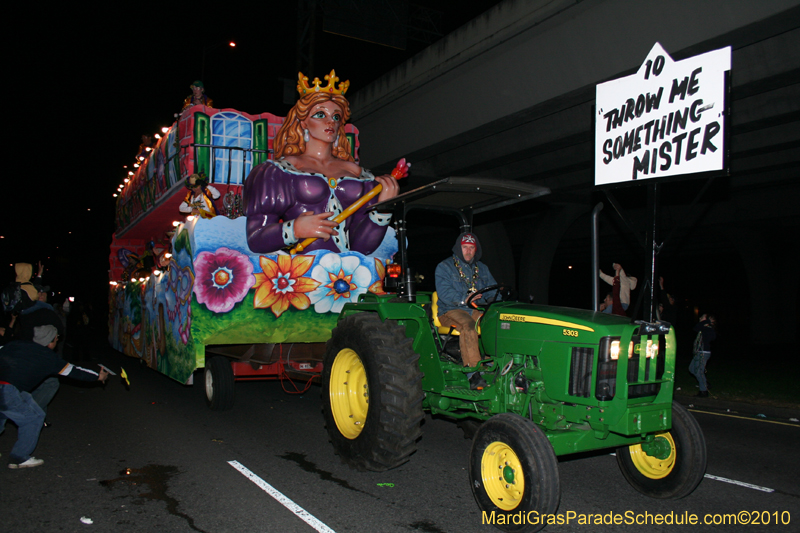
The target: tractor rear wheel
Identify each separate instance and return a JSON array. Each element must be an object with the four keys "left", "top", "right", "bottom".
[{"left": 322, "top": 313, "right": 423, "bottom": 471}]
